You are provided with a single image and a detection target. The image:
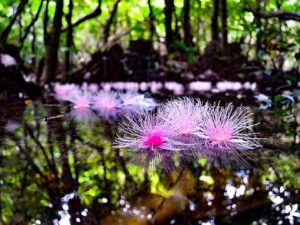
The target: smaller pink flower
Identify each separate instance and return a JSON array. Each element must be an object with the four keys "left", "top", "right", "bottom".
[
  {"left": 88, "top": 84, "right": 99, "bottom": 93},
  {"left": 92, "top": 91, "right": 121, "bottom": 120},
  {"left": 195, "top": 103, "right": 260, "bottom": 167},
  {"left": 81, "top": 83, "right": 99, "bottom": 93},
  {"left": 54, "top": 83, "right": 80, "bottom": 102},
  {"left": 119, "top": 92, "right": 157, "bottom": 115},
  {"left": 189, "top": 81, "right": 212, "bottom": 92},
  {"left": 69, "top": 92, "right": 95, "bottom": 121},
  {"left": 1, "top": 54, "right": 16, "bottom": 66},
  {"left": 158, "top": 97, "right": 207, "bottom": 137}
]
